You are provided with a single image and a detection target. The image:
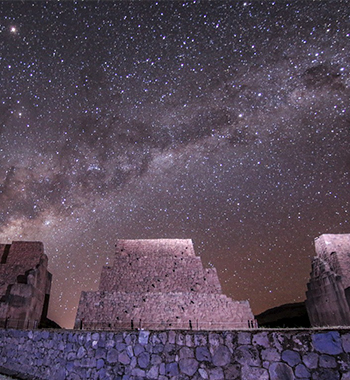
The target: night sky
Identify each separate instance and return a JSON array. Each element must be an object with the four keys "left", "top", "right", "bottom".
[{"left": 1, "top": 0, "right": 349, "bottom": 329}]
